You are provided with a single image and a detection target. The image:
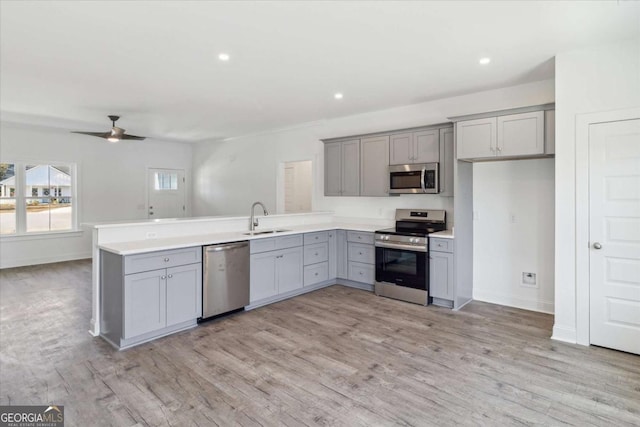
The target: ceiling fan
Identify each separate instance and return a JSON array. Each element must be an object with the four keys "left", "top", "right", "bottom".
[{"left": 71, "top": 115, "right": 146, "bottom": 142}]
